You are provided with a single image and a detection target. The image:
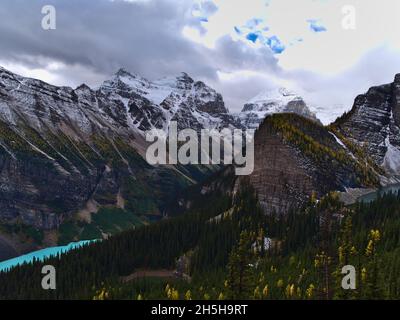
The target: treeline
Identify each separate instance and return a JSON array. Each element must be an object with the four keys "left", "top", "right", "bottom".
[
  {"left": 1, "top": 182, "right": 400, "bottom": 300},
  {"left": 94, "top": 191, "right": 400, "bottom": 300}
]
